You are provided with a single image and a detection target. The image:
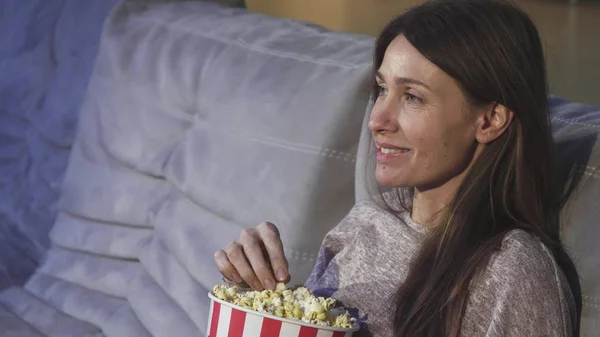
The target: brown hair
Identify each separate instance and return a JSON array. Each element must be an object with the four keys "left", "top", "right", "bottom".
[{"left": 371, "top": 1, "right": 581, "bottom": 336}]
